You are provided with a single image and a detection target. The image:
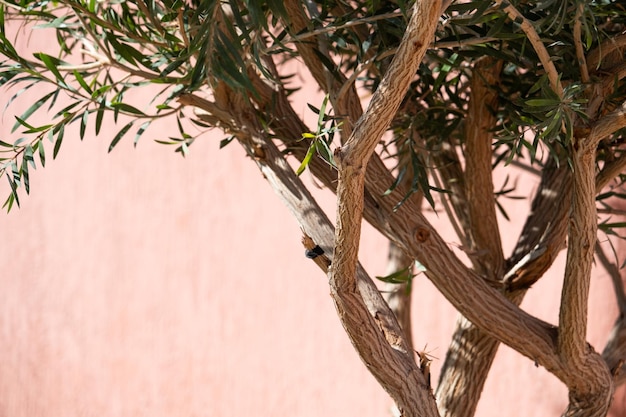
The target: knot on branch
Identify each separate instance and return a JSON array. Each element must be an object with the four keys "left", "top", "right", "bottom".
[
  {"left": 333, "top": 146, "right": 346, "bottom": 168},
  {"left": 414, "top": 227, "right": 431, "bottom": 243}
]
